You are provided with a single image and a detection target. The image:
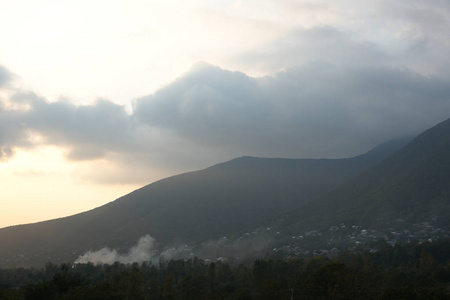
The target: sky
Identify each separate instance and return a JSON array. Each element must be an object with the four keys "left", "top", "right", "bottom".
[{"left": 1, "top": 0, "right": 450, "bottom": 228}]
